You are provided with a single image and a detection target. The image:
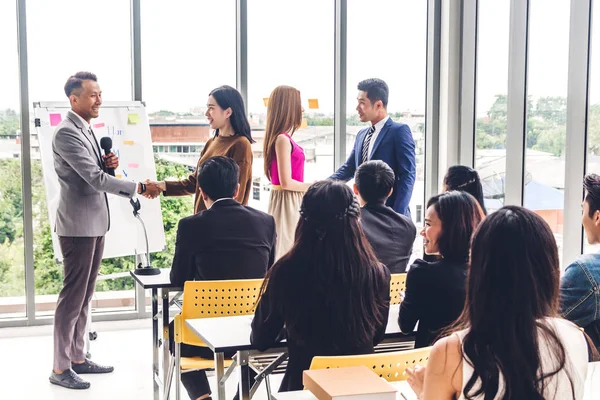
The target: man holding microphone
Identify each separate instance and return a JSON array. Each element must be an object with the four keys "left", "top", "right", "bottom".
[{"left": 49, "top": 72, "right": 158, "bottom": 389}]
